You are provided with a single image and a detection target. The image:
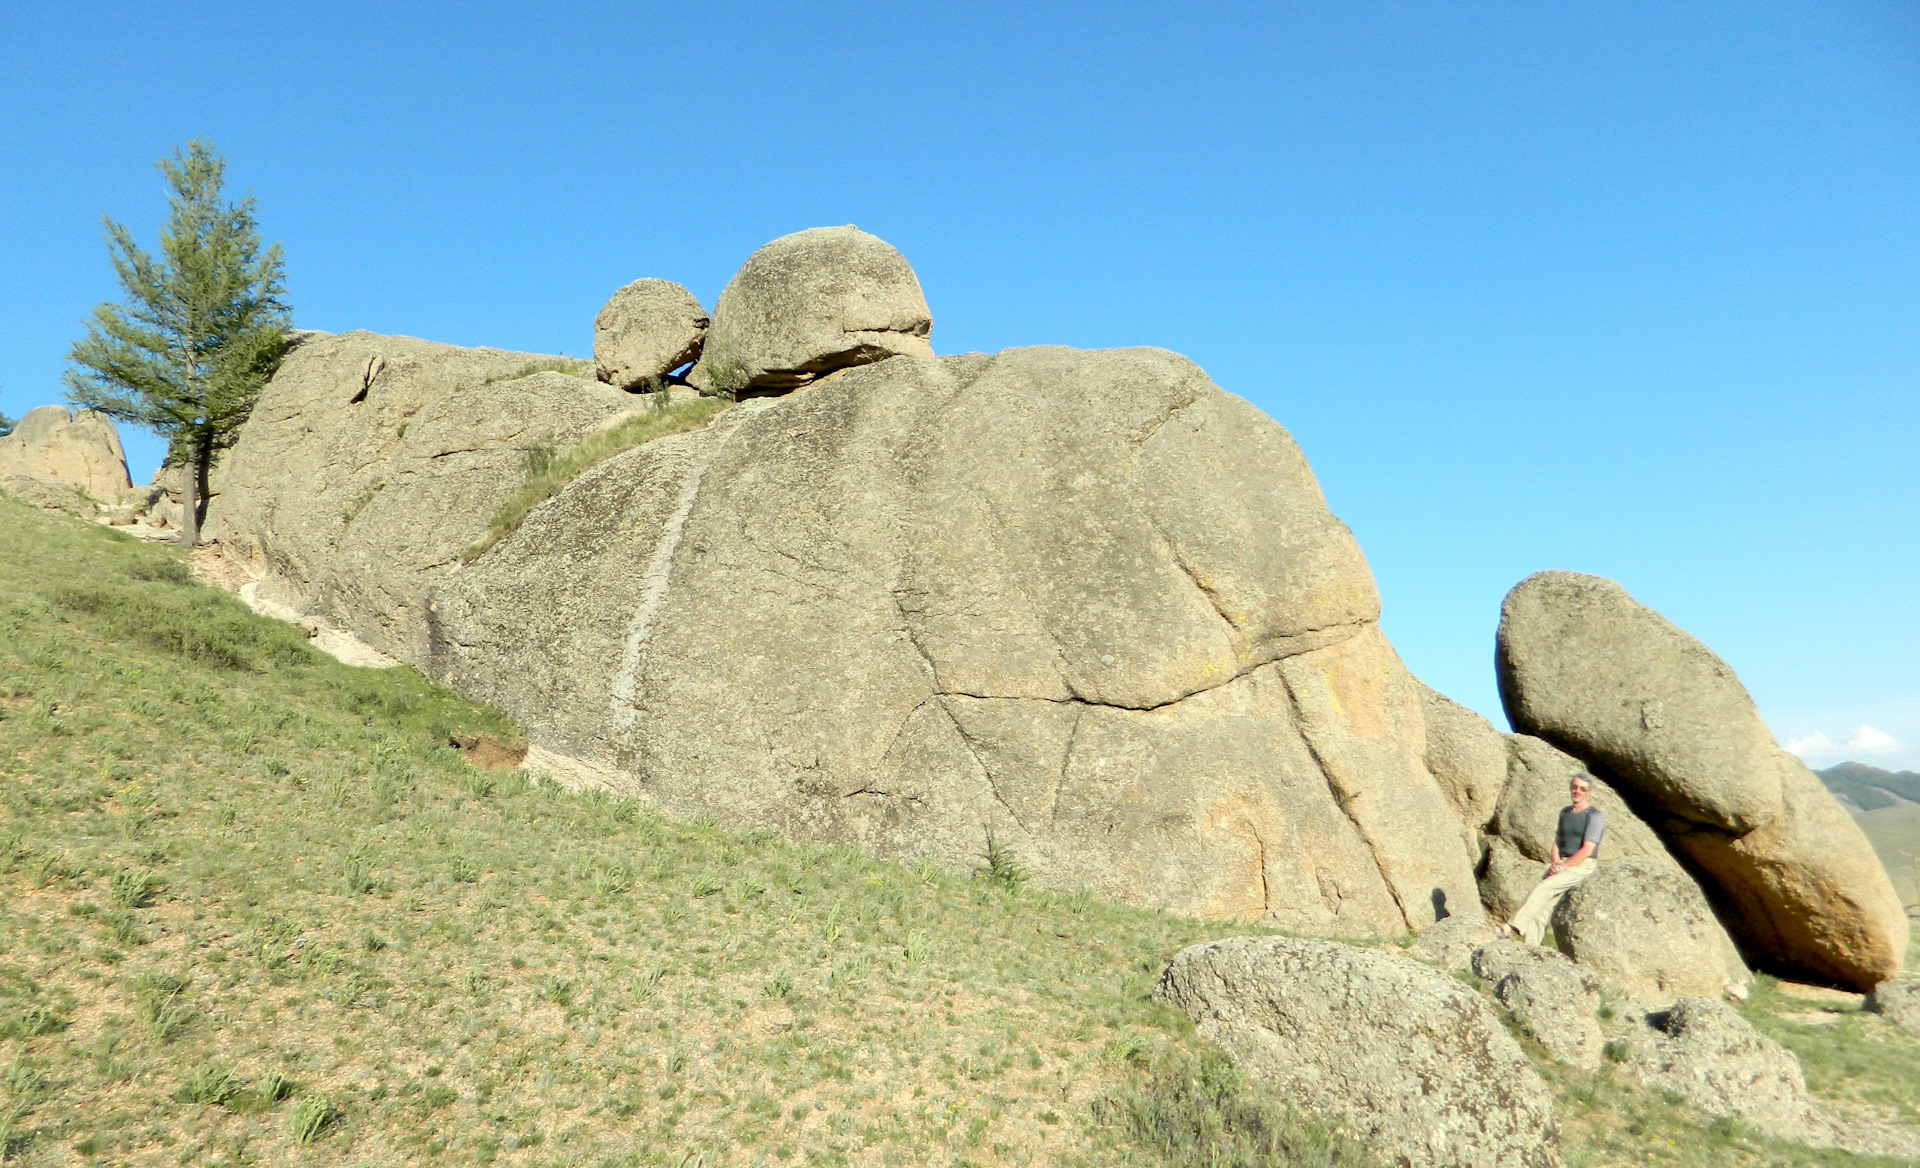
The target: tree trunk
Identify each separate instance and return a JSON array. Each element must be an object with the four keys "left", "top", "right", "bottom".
[{"left": 176, "top": 433, "right": 209, "bottom": 549}]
